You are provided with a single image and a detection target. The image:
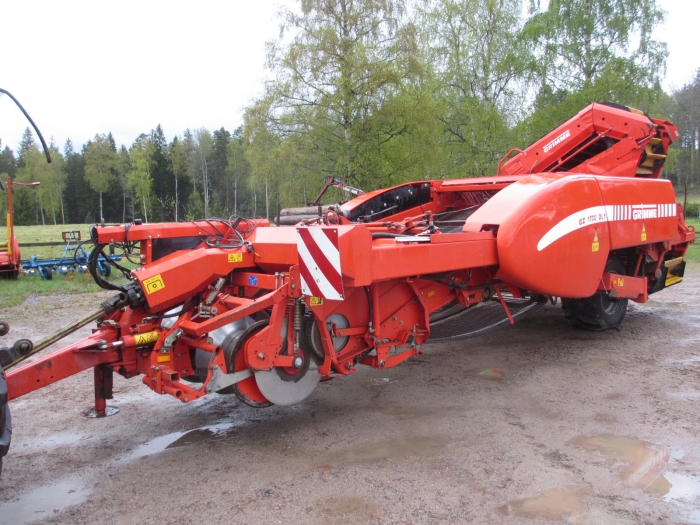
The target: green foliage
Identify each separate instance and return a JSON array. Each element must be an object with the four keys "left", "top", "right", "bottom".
[
  {"left": 245, "top": 0, "right": 424, "bottom": 200},
  {"left": 84, "top": 134, "right": 118, "bottom": 194},
  {"left": 0, "top": 0, "right": 679, "bottom": 219},
  {"left": 128, "top": 135, "right": 155, "bottom": 222}
]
